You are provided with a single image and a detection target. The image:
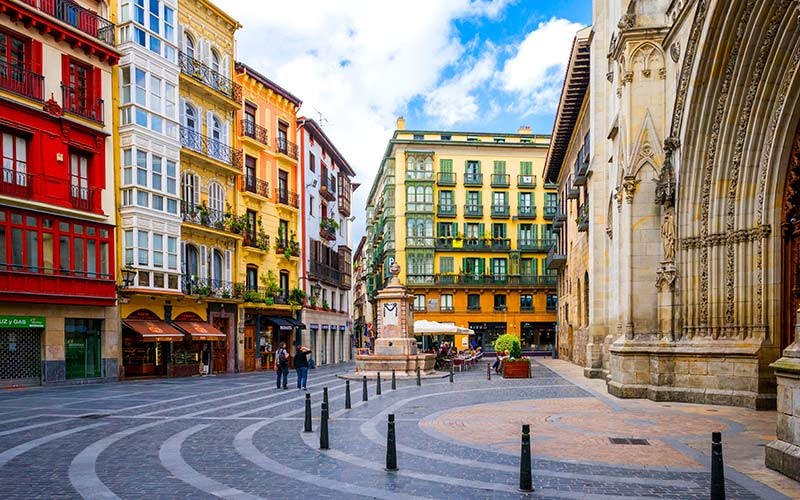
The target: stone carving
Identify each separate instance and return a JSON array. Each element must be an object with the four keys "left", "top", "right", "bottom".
[
  {"left": 661, "top": 206, "right": 676, "bottom": 261},
  {"left": 656, "top": 265, "right": 676, "bottom": 291},
  {"left": 618, "top": 14, "right": 636, "bottom": 31},
  {"left": 679, "top": 225, "right": 771, "bottom": 249},
  {"left": 658, "top": 67, "right": 667, "bottom": 79},
  {"left": 623, "top": 71, "right": 633, "bottom": 85},
  {"left": 670, "top": 0, "right": 708, "bottom": 138},
  {"left": 670, "top": 42, "right": 681, "bottom": 63},
  {"left": 622, "top": 176, "right": 638, "bottom": 204},
  {"left": 655, "top": 153, "right": 675, "bottom": 207},
  {"left": 606, "top": 71, "right": 614, "bottom": 82},
  {"left": 616, "top": 187, "right": 624, "bottom": 211}
]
